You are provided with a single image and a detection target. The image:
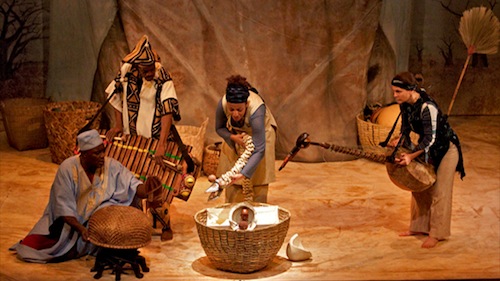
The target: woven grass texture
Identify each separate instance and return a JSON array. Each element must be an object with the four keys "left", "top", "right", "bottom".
[
  {"left": 202, "top": 142, "right": 221, "bottom": 176},
  {"left": 44, "top": 101, "right": 101, "bottom": 164},
  {"left": 194, "top": 203, "right": 290, "bottom": 273},
  {"left": 88, "top": 205, "right": 152, "bottom": 249},
  {"left": 0, "top": 98, "right": 50, "bottom": 151},
  {"left": 176, "top": 118, "right": 208, "bottom": 166}
]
